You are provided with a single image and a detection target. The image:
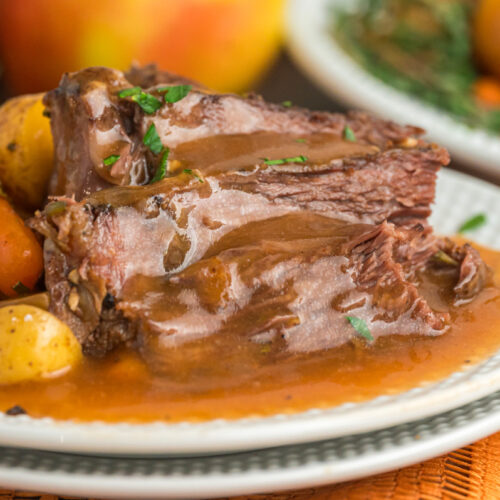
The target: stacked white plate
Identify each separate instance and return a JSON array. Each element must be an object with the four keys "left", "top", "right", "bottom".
[{"left": 1, "top": 169, "right": 500, "bottom": 499}]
